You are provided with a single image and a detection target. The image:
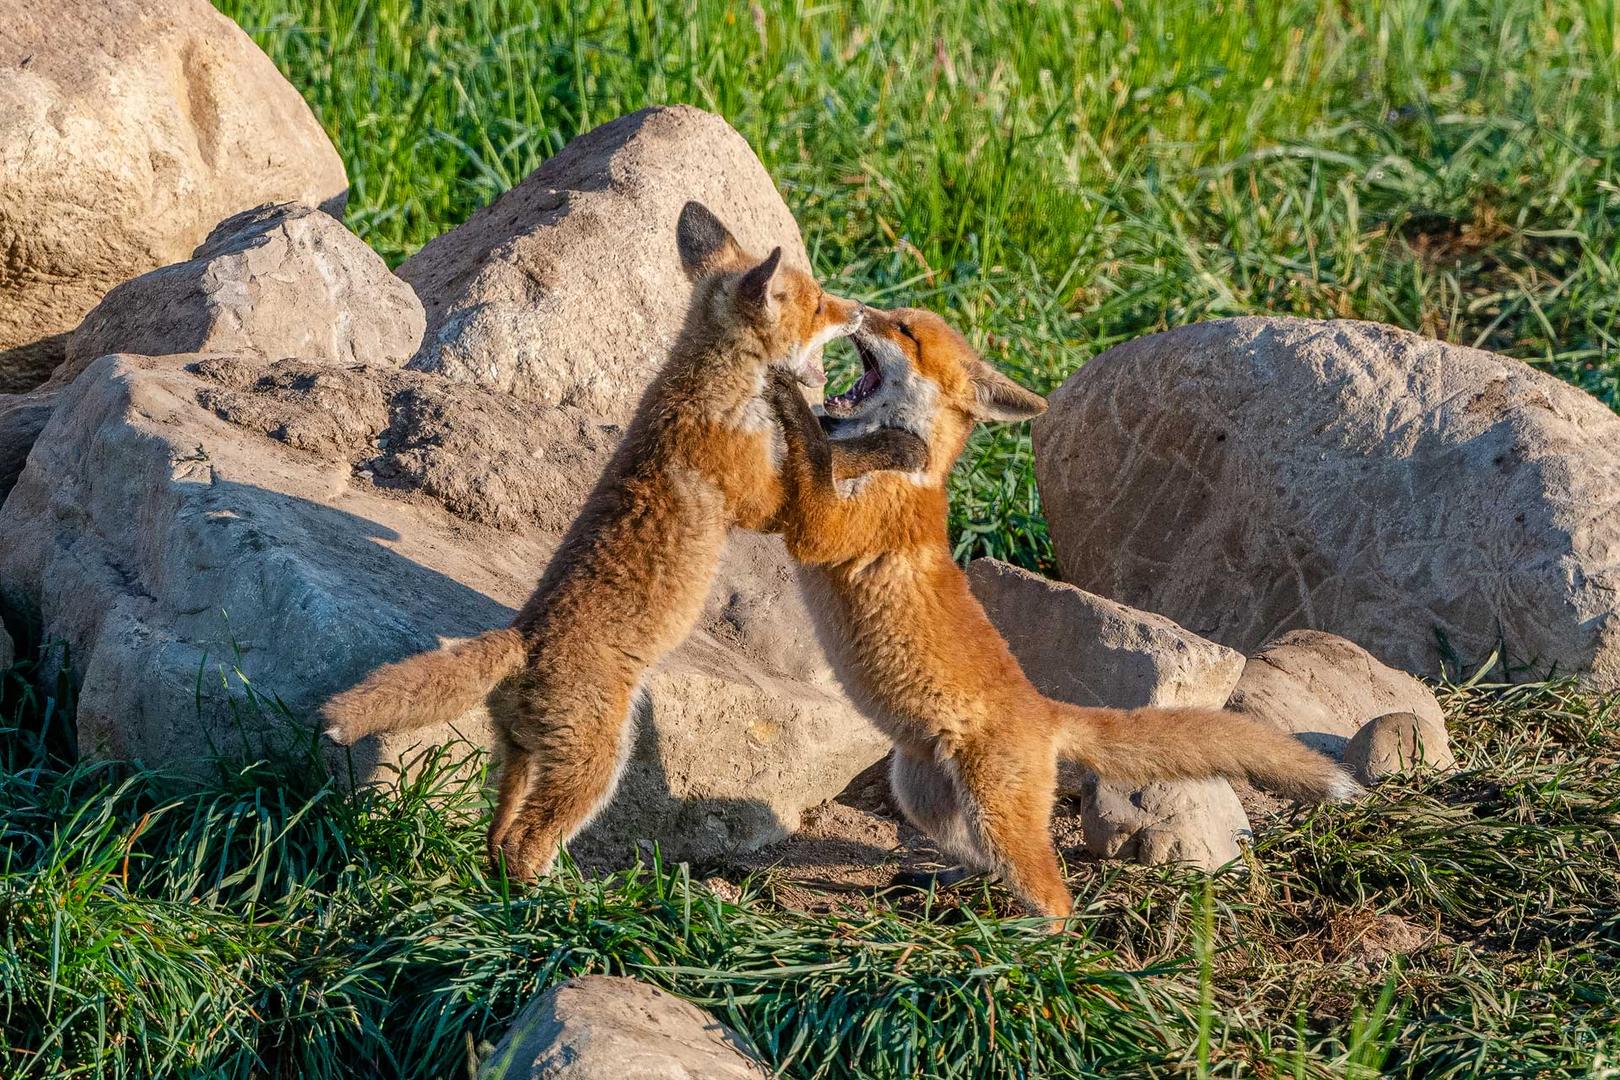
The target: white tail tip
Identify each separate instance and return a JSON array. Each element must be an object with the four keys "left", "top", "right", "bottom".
[
  {"left": 1326, "top": 771, "right": 1366, "bottom": 802},
  {"left": 322, "top": 720, "right": 358, "bottom": 746}
]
